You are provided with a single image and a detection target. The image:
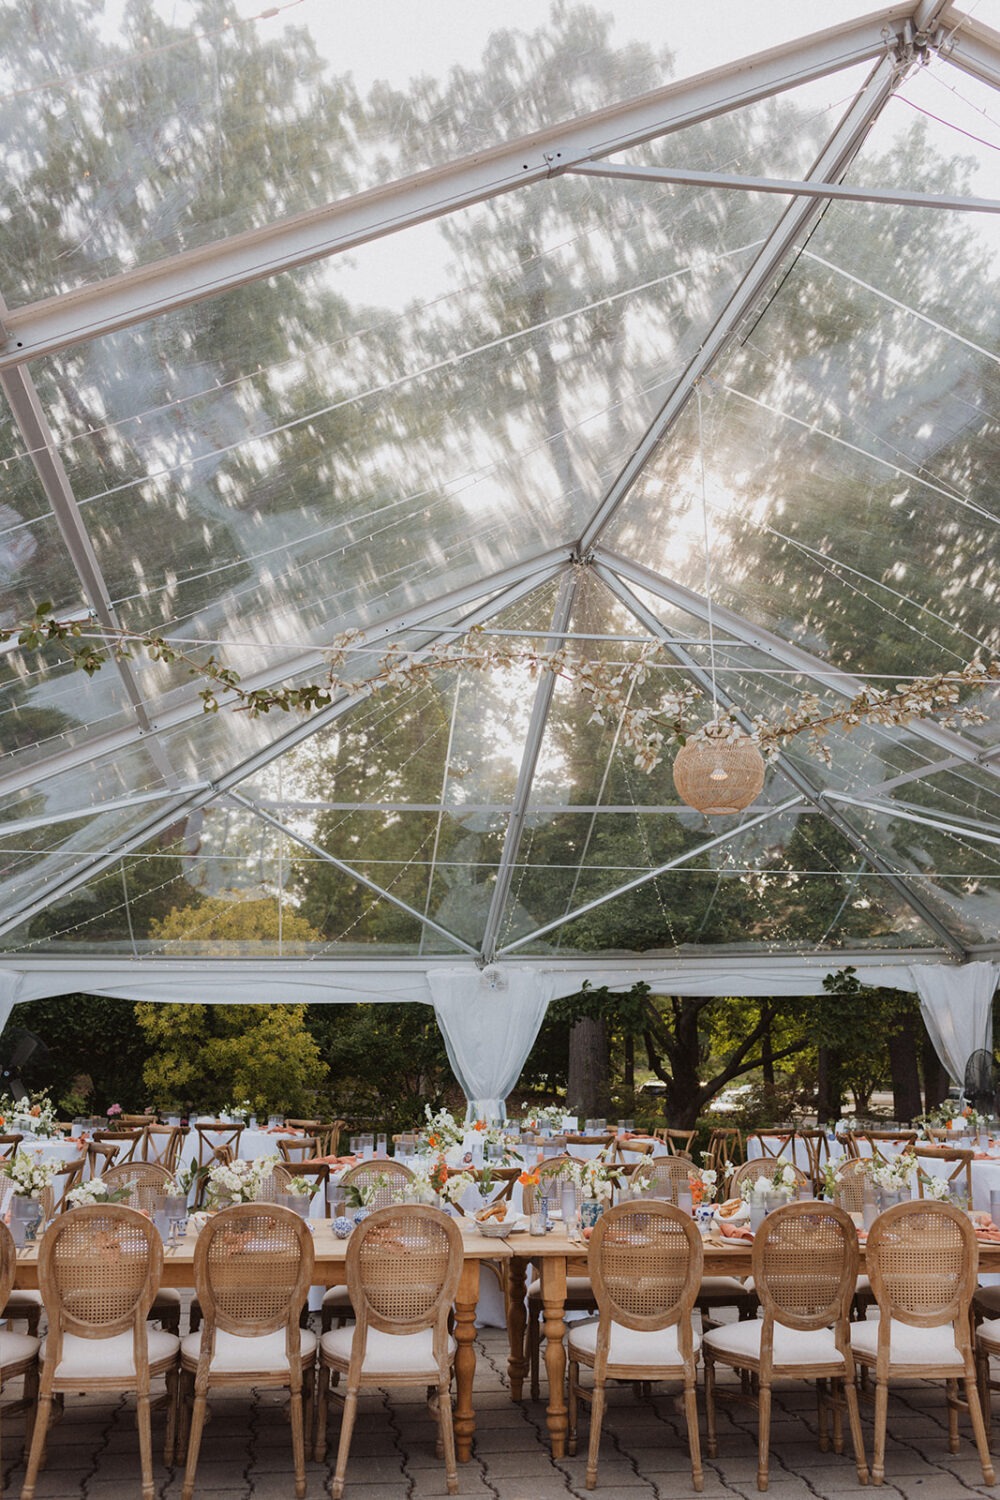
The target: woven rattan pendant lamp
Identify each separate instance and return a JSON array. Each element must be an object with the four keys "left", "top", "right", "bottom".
[{"left": 672, "top": 387, "right": 765, "bottom": 816}]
